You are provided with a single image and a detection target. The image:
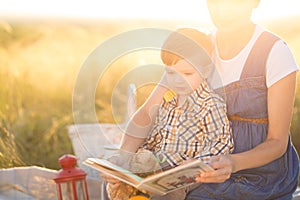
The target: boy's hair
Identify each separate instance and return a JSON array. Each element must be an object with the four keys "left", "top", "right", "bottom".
[{"left": 161, "top": 28, "right": 213, "bottom": 67}]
